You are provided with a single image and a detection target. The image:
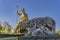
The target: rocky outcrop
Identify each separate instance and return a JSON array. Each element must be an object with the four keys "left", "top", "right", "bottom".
[{"left": 21, "top": 17, "right": 56, "bottom": 36}]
